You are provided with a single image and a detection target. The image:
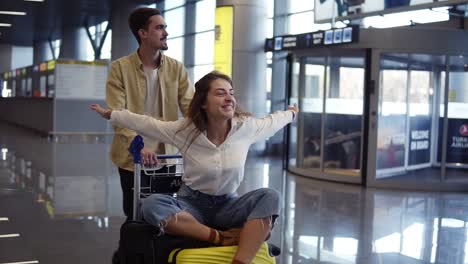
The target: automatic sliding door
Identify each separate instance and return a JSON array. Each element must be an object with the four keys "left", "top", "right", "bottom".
[
  {"left": 288, "top": 53, "right": 365, "bottom": 183},
  {"left": 376, "top": 53, "right": 445, "bottom": 182},
  {"left": 444, "top": 55, "right": 468, "bottom": 181},
  {"left": 377, "top": 55, "right": 408, "bottom": 175},
  {"left": 324, "top": 57, "right": 365, "bottom": 176},
  {"left": 295, "top": 57, "right": 326, "bottom": 170}
]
